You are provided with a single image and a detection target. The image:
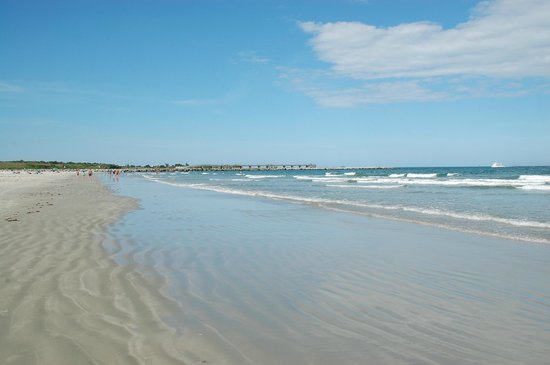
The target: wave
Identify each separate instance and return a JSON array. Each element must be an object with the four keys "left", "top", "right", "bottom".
[
  {"left": 245, "top": 175, "right": 283, "bottom": 179},
  {"left": 518, "top": 175, "right": 550, "bottom": 183},
  {"left": 518, "top": 185, "right": 550, "bottom": 191},
  {"left": 389, "top": 173, "right": 406, "bottom": 178},
  {"left": 398, "top": 206, "right": 550, "bottom": 229},
  {"left": 294, "top": 175, "right": 550, "bottom": 191},
  {"left": 406, "top": 173, "right": 438, "bottom": 178},
  {"left": 327, "top": 184, "right": 404, "bottom": 189},
  {"left": 447, "top": 173, "right": 459, "bottom": 176},
  {"left": 142, "top": 175, "right": 550, "bottom": 232},
  {"left": 325, "top": 171, "right": 356, "bottom": 177}
]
